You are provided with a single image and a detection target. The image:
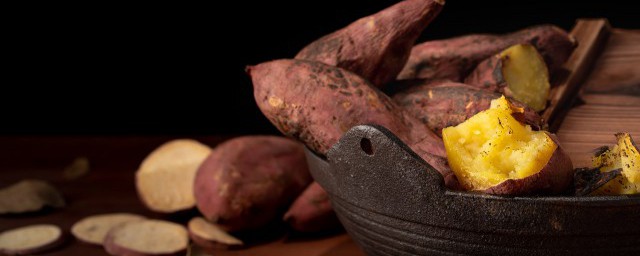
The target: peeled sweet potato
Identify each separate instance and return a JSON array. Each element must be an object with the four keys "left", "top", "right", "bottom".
[
  {"left": 391, "top": 80, "right": 543, "bottom": 136},
  {"left": 296, "top": 0, "right": 444, "bottom": 88},
  {"left": 283, "top": 182, "right": 340, "bottom": 233},
  {"left": 194, "top": 136, "right": 312, "bottom": 231},
  {"left": 442, "top": 96, "right": 574, "bottom": 195},
  {"left": 248, "top": 59, "right": 457, "bottom": 189},
  {"left": 465, "top": 44, "right": 551, "bottom": 111},
  {"left": 398, "top": 25, "right": 576, "bottom": 81}
]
